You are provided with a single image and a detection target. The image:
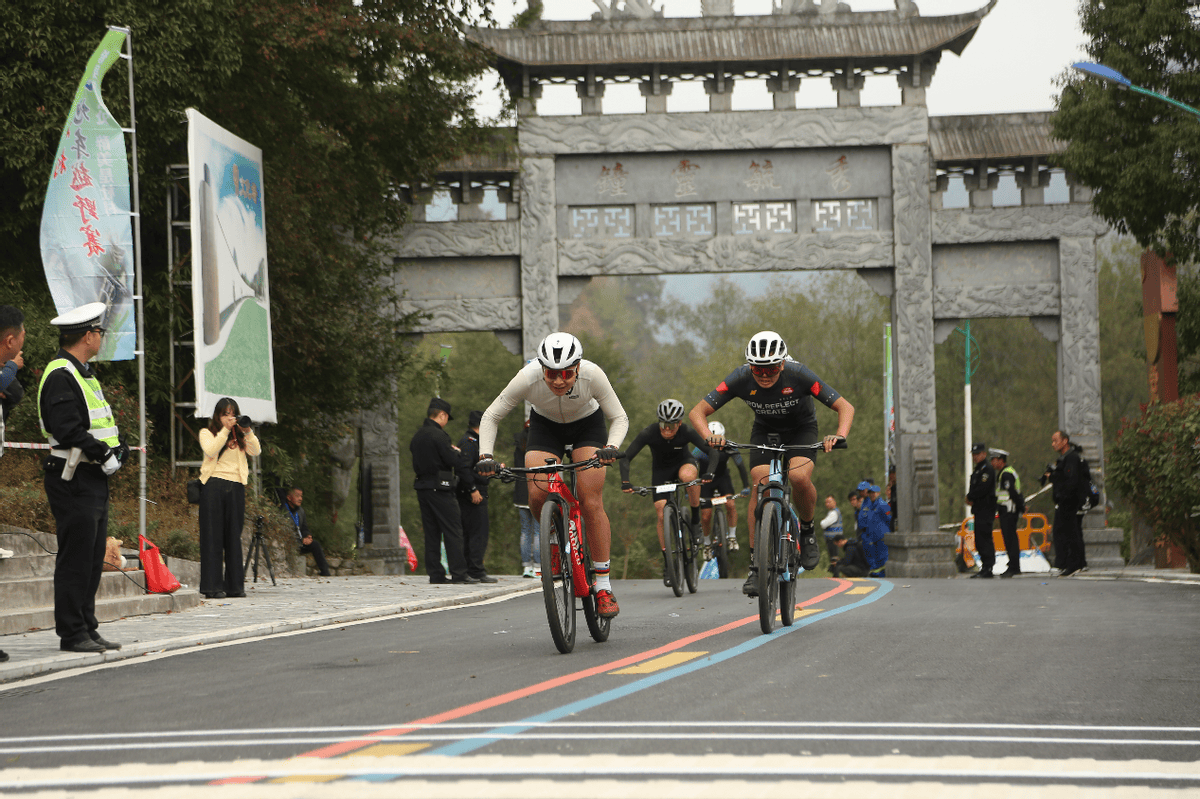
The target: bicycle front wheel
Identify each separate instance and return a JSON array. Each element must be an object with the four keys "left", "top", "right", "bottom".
[
  {"left": 662, "top": 503, "right": 684, "bottom": 597},
  {"left": 713, "top": 508, "right": 731, "bottom": 578},
  {"left": 540, "top": 498, "right": 577, "bottom": 654},
  {"left": 756, "top": 502, "right": 782, "bottom": 634},
  {"left": 683, "top": 514, "right": 699, "bottom": 594},
  {"left": 780, "top": 523, "right": 798, "bottom": 626}
]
